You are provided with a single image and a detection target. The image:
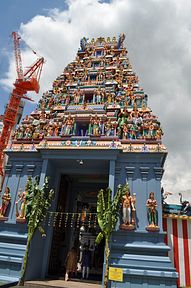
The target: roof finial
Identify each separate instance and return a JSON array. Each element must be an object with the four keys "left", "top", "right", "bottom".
[
  {"left": 117, "top": 33, "right": 126, "bottom": 49},
  {"left": 80, "top": 37, "right": 88, "bottom": 51}
]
